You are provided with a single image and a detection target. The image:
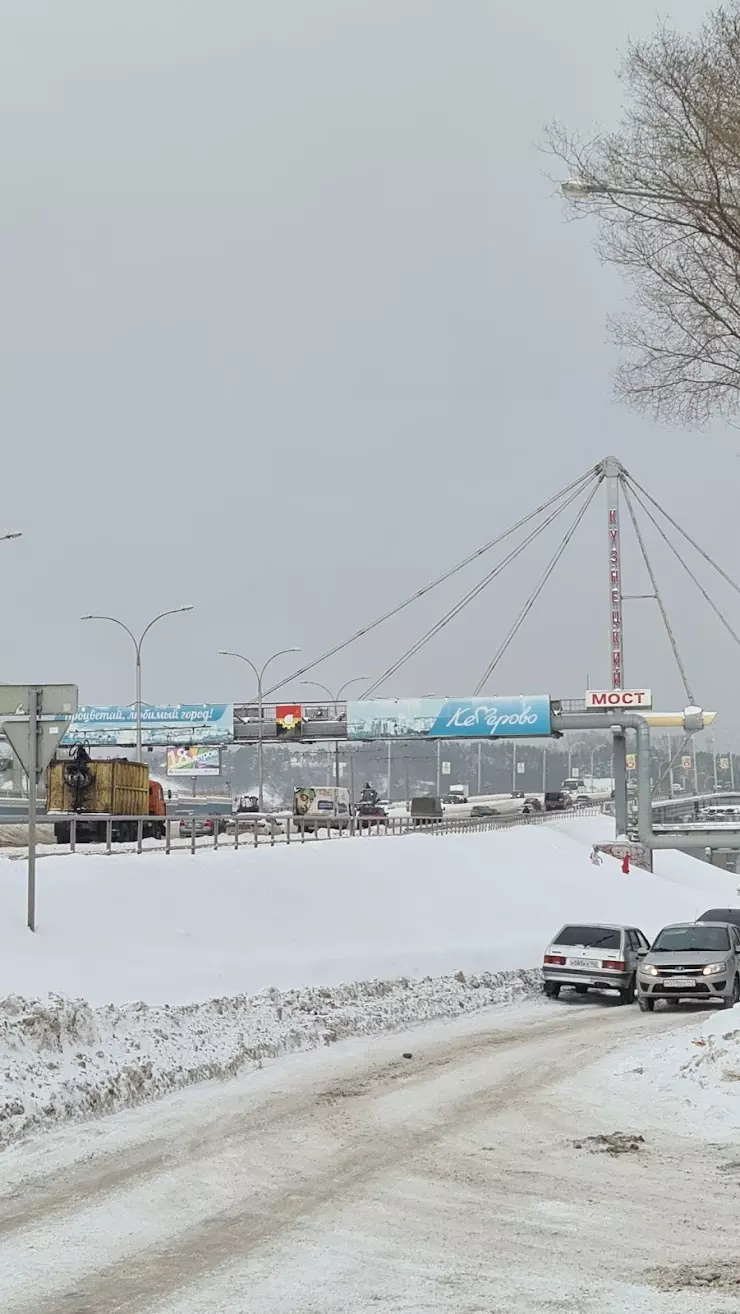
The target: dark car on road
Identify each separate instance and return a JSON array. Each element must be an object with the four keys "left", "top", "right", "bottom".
[
  {"left": 544, "top": 791, "right": 572, "bottom": 812},
  {"left": 356, "top": 803, "right": 388, "bottom": 828},
  {"left": 698, "top": 908, "right": 740, "bottom": 931}
]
